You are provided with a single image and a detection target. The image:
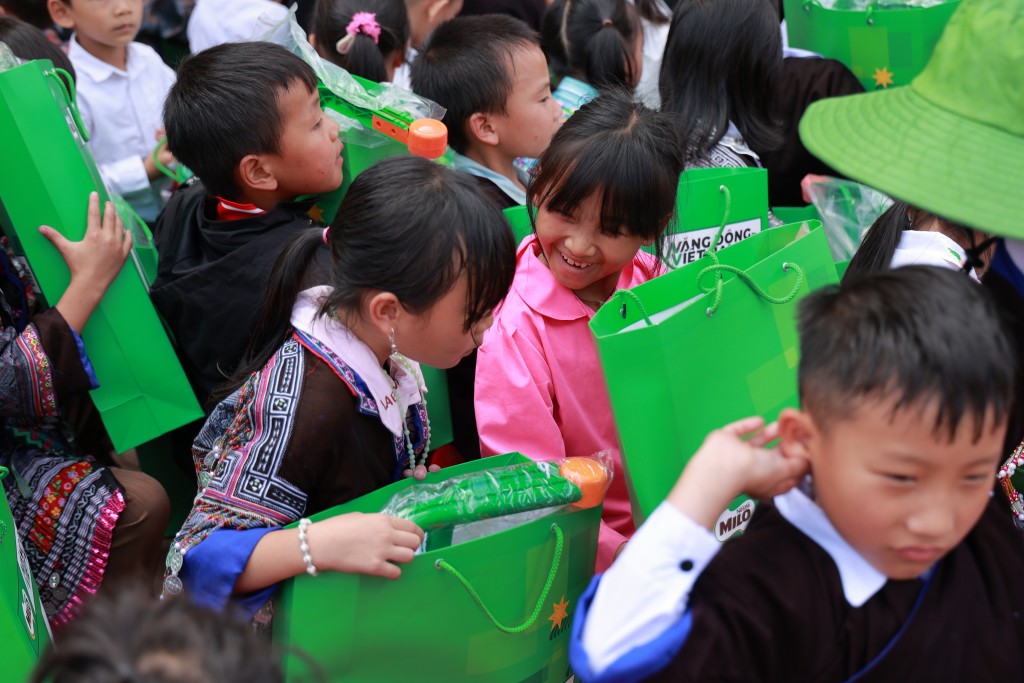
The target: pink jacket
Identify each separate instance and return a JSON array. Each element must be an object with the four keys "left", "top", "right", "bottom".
[{"left": 475, "top": 235, "right": 661, "bottom": 571}]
